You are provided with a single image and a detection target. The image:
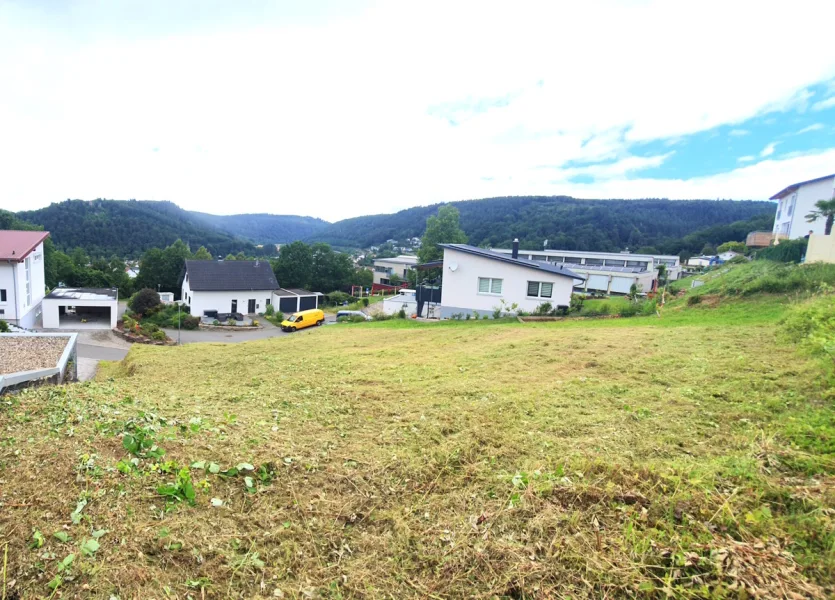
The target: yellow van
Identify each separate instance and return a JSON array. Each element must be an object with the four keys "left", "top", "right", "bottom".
[{"left": 280, "top": 309, "right": 325, "bottom": 332}]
